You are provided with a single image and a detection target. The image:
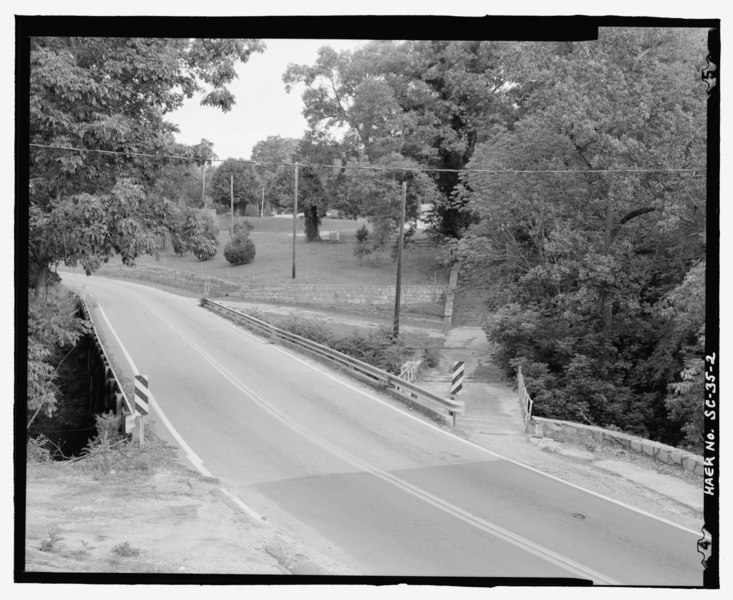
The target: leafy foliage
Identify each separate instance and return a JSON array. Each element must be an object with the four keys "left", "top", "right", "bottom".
[
  {"left": 283, "top": 41, "right": 518, "bottom": 238},
  {"left": 455, "top": 29, "right": 708, "bottom": 446},
  {"left": 28, "top": 37, "right": 262, "bottom": 435},
  {"left": 353, "top": 224, "right": 372, "bottom": 264},
  {"left": 27, "top": 287, "right": 90, "bottom": 428},
  {"left": 169, "top": 207, "right": 219, "bottom": 260},
  {"left": 209, "top": 158, "right": 260, "bottom": 214},
  {"left": 224, "top": 220, "right": 257, "bottom": 265},
  {"left": 271, "top": 318, "right": 411, "bottom": 375}
]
